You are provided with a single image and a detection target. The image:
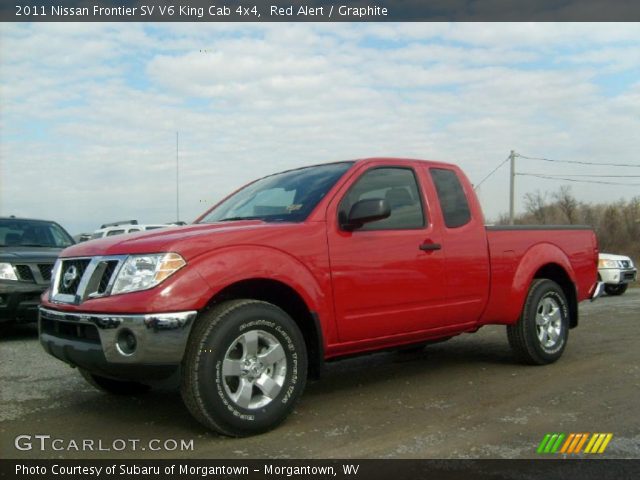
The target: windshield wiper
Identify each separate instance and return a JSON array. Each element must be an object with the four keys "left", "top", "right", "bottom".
[
  {"left": 16, "top": 243, "right": 53, "bottom": 247},
  {"left": 217, "top": 216, "right": 264, "bottom": 222}
]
